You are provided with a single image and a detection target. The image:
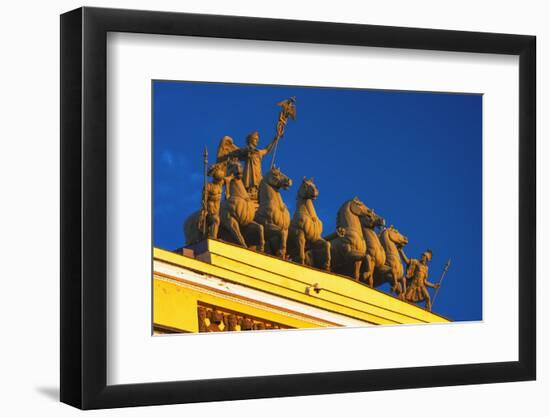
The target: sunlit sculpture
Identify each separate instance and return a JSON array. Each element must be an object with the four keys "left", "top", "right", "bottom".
[
  {"left": 254, "top": 166, "right": 293, "bottom": 258},
  {"left": 326, "top": 197, "right": 374, "bottom": 281},
  {"left": 287, "top": 178, "right": 331, "bottom": 271},
  {"left": 374, "top": 225, "right": 409, "bottom": 298},
  {"left": 398, "top": 248, "right": 440, "bottom": 311},
  {"left": 183, "top": 157, "right": 227, "bottom": 245},
  {"left": 181, "top": 96, "right": 450, "bottom": 309},
  {"left": 216, "top": 132, "right": 279, "bottom": 202},
  {"left": 361, "top": 212, "right": 386, "bottom": 288},
  {"left": 218, "top": 159, "right": 265, "bottom": 251}
]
